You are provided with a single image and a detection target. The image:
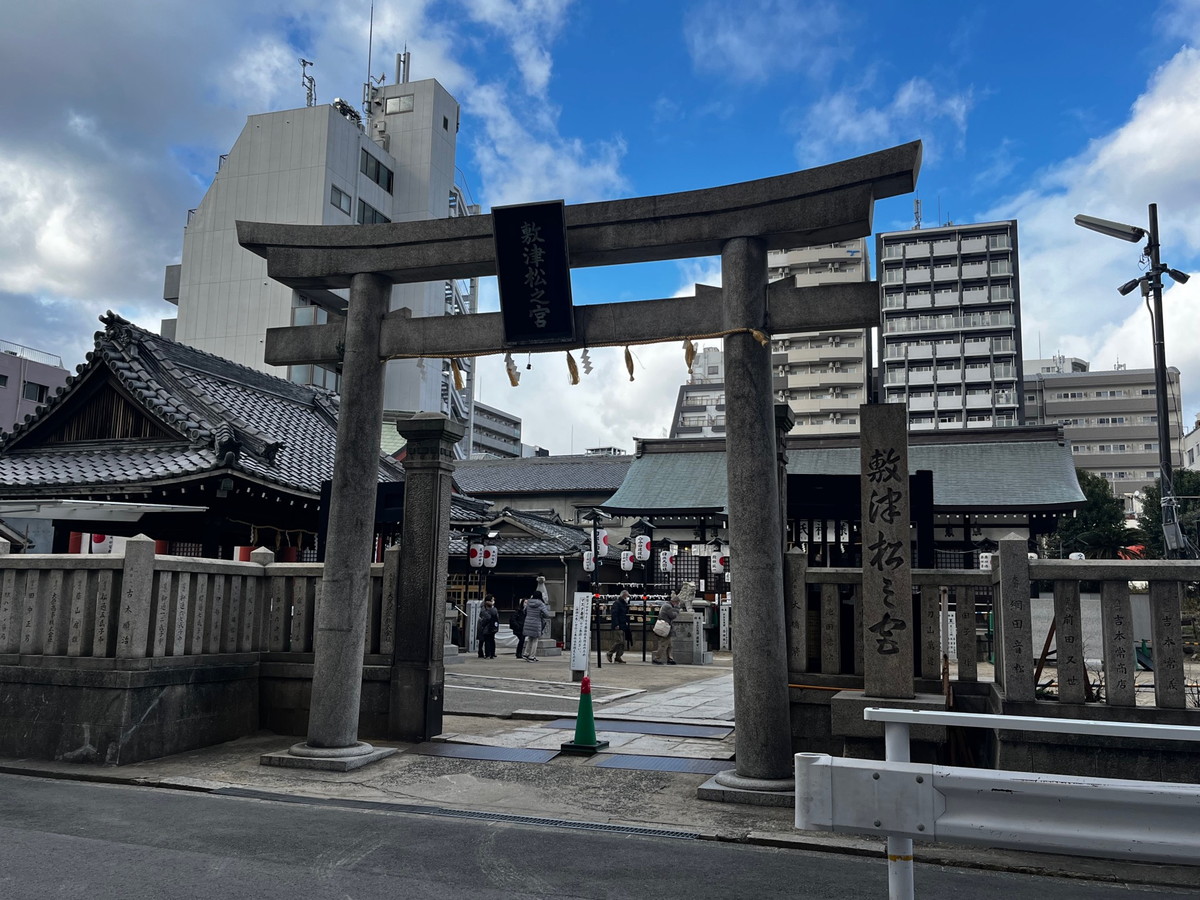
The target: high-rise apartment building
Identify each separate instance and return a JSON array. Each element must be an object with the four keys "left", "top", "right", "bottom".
[
  {"left": 878, "top": 221, "right": 1024, "bottom": 431},
  {"left": 669, "top": 347, "right": 726, "bottom": 438},
  {"left": 1024, "top": 355, "right": 1183, "bottom": 511},
  {"left": 769, "top": 240, "right": 869, "bottom": 435},
  {"left": 162, "top": 63, "right": 480, "bottom": 452}
]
